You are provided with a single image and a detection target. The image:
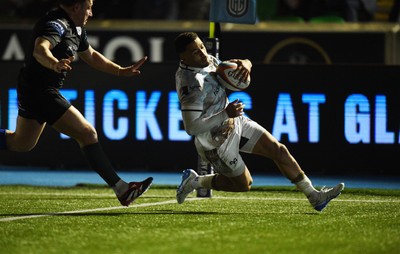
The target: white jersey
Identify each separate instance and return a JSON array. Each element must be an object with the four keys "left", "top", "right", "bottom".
[
  {"left": 176, "top": 56, "right": 265, "bottom": 177},
  {"left": 175, "top": 55, "right": 232, "bottom": 150}
]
